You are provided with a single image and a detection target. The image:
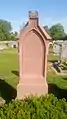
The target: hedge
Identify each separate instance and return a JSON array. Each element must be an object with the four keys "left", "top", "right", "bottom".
[{"left": 0, "top": 94, "right": 67, "bottom": 119}]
